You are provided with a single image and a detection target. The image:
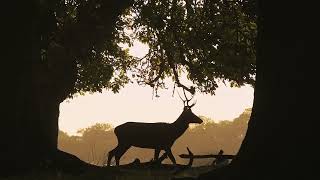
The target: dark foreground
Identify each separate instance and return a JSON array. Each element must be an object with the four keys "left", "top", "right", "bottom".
[{"left": 0, "top": 163, "right": 218, "bottom": 180}]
